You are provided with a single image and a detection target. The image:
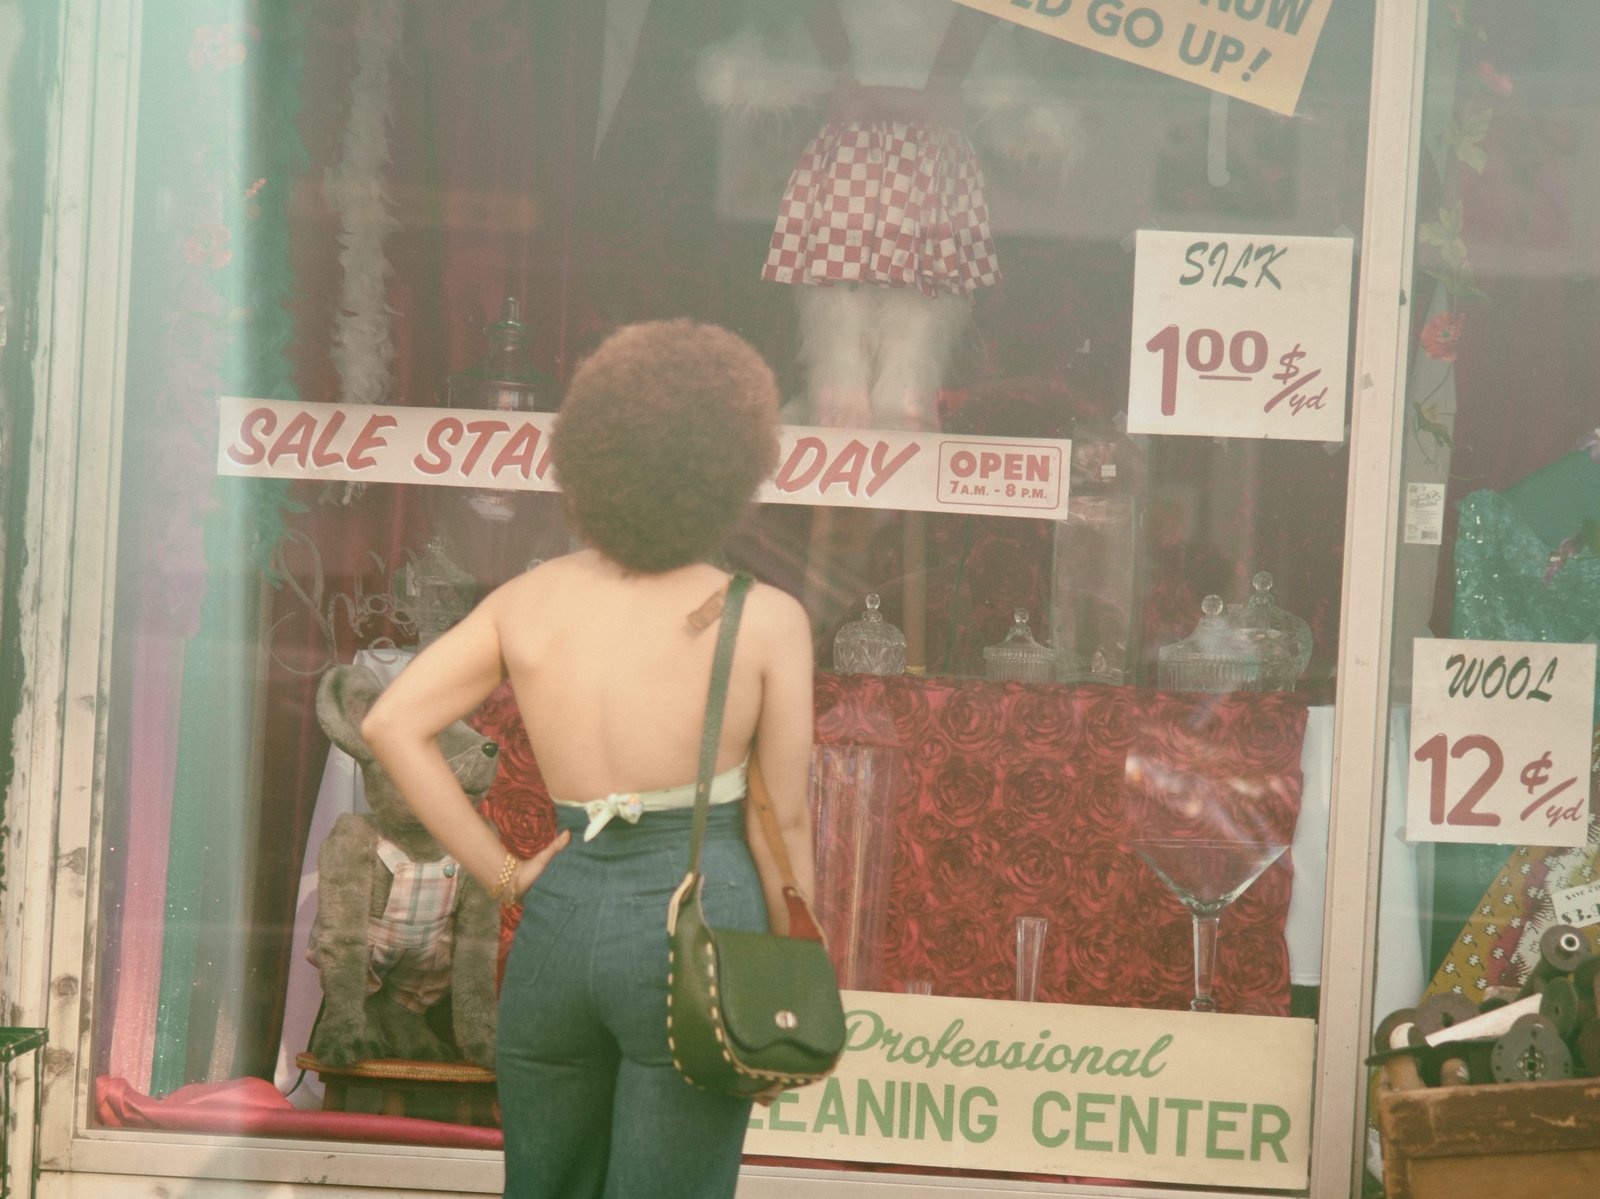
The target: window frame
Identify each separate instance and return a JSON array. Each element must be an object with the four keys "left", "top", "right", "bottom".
[{"left": 17, "top": 1, "right": 1431, "bottom": 1195}]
